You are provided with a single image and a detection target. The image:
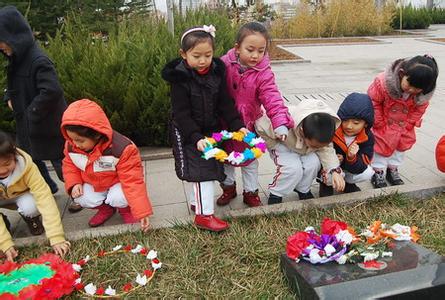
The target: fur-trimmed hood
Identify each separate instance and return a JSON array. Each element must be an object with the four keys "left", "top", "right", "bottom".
[
  {"left": 385, "top": 58, "right": 435, "bottom": 105},
  {"left": 161, "top": 57, "right": 226, "bottom": 83}
]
